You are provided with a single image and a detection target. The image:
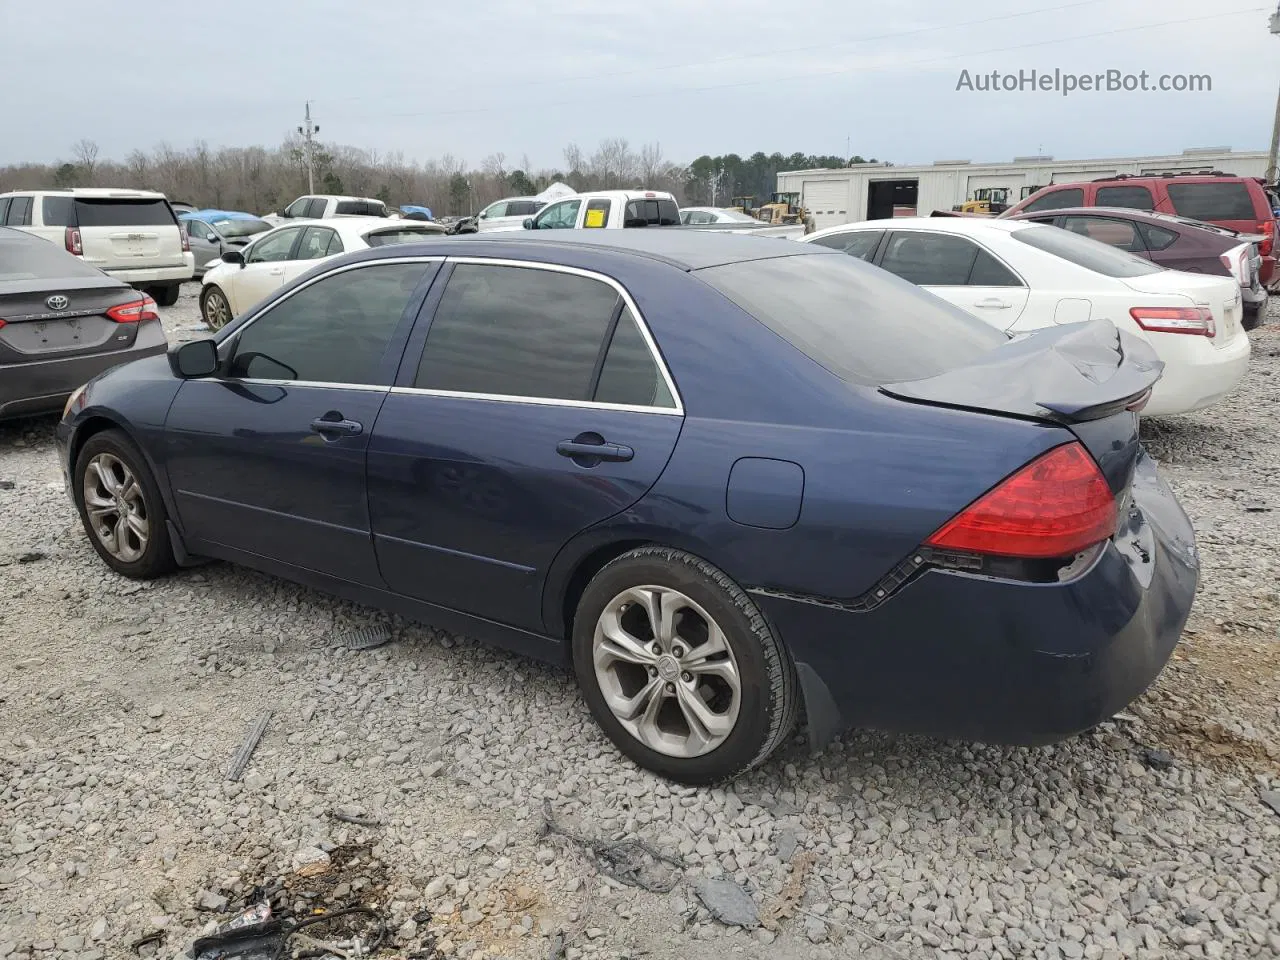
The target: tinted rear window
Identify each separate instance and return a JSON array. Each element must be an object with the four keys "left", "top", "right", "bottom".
[
  {"left": 74, "top": 199, "right": 176, "bottom": 227},
  {"left": 42, "top": 196, "right": 75, "bottom": 226},
  {"left": 335, "top": 200, "right": 388, "bottom": 217},
  {"left": 1094, "top": 185, "right": 1155, "bottom": 210},
  {"left": 506, "top": 200, "right": 542, "bottom": 216},
  {"left": 623, "top": 198, "right": 680, "bottom": 227},
  {"left": 1166, "top": 182, "right": 1257, "bottom": 221},
  {"left": 1020, "top": 187, "right": 1084, "bottom": 213},
  {"left": 0, "top": 232, "right": 106, "bottom": 281},
  {"left": 1011, "top": 224, "right": 1160, "bottom": 277},
  {"left": 696, "top": 253, "right": 1006, "bottom": 386}
]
